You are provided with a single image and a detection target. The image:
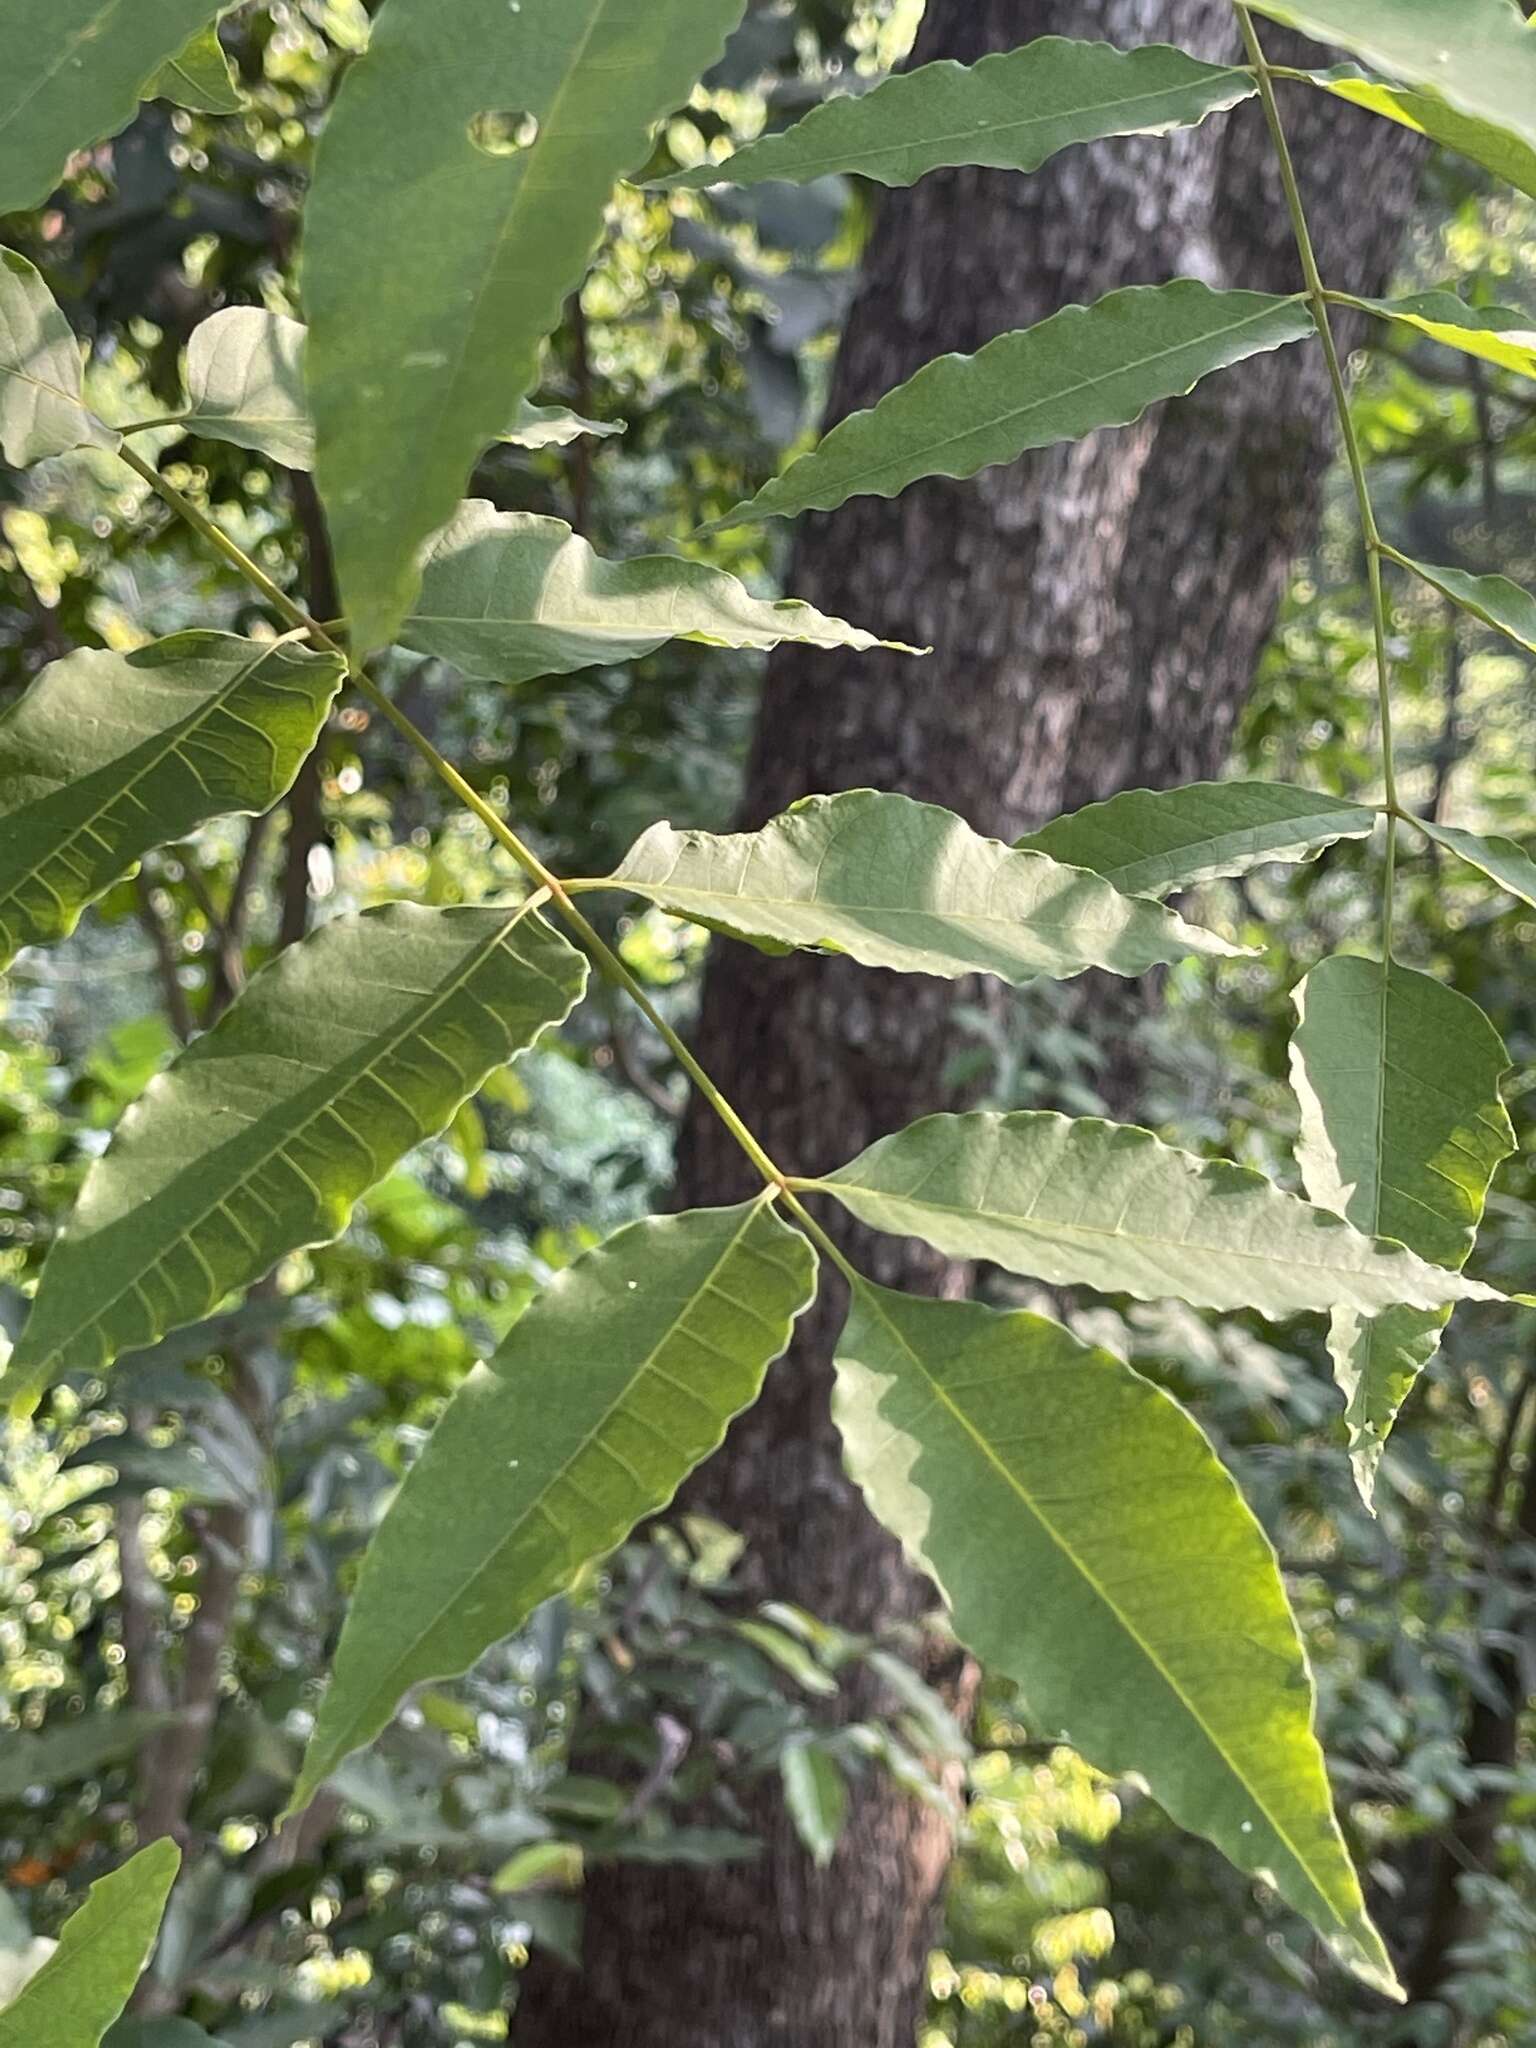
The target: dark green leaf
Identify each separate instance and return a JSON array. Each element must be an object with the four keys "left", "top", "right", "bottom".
[
  {"left": 303, "top": 0, "right": 749, "bottom": 653},
  {"left": 0, "top": 633, "right": 343, "bottom": 969},
  {"left": 779, "top": 1740, "right": 847, "bottom": 1868},
  {"left": 833, "top": 1282, "right": 1397, "bottom": 1995},
  {"left": 0, "top": 0, "right": 225, "bottom": 212},
  {"left": 0, "top": 1713, "right": 170, "bottom": 1803},
  {"left": 288, "top": 1200, "right": 817, "bottom": 1811},
  {"left": 0, "top": 249, "right": 118, "bottom": 466},
  {"left": 817, "top": 1110, "right": 1499, "bottom": 1320},
  {"left": 606, "top": 789, "right": 1246, "bottom": 985},
  {"left": 0, "top": 1838, "right": 180, "bottom": 2048},
  {"left": 662, "top": 38, "right": 1254, "bottom": 191},
  {"left": 1018, "top": 779, "right": 1376, "bottom": 898},
  {"left": 3, "top": 902, "right": 588, "bottom": 1416},
  {"left": 706, "top": 282, "right": 1313, "bottom": 528},
  {"left": 1291, "top": 957, "right": 1513, "bottom": 1501},
  {"left": 400, "top": 502, "right": 920, "bottom": 682}
]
